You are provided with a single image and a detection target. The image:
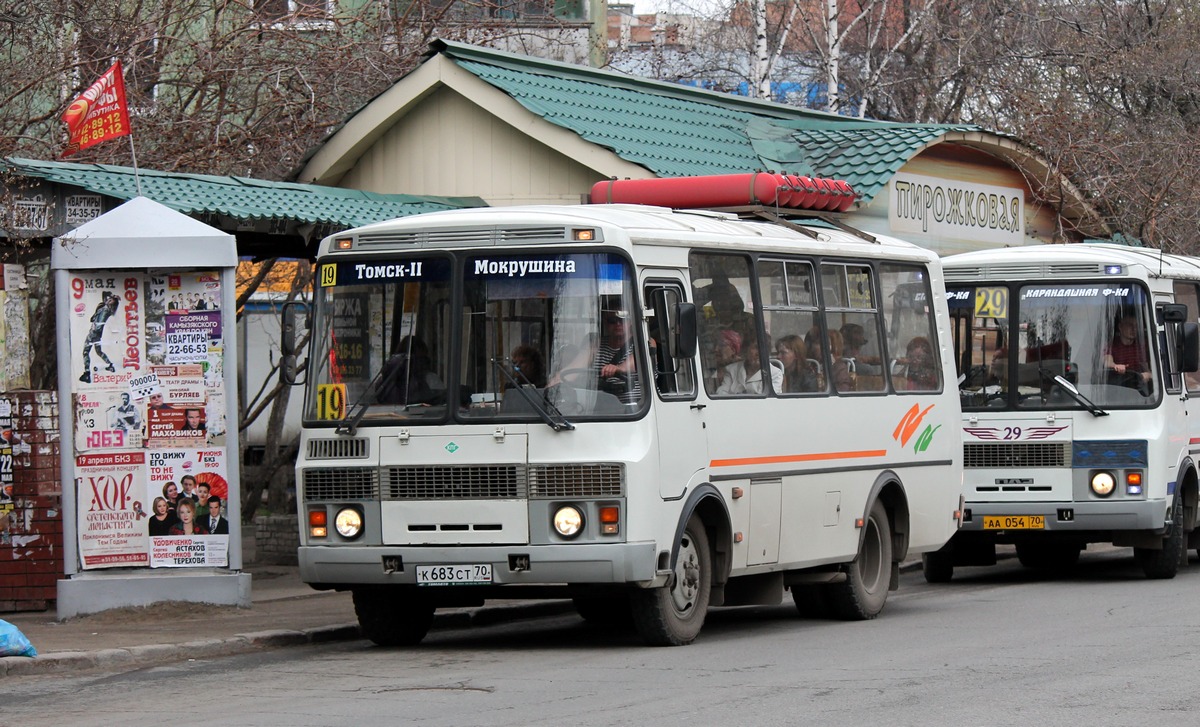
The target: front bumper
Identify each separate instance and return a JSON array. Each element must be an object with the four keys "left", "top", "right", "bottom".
[
  {"left": 960, "top": 498, "right": 1167, "bottom": 533},
  {"left": 299, "top": 541, "right": 660, "bottom": 587}
]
